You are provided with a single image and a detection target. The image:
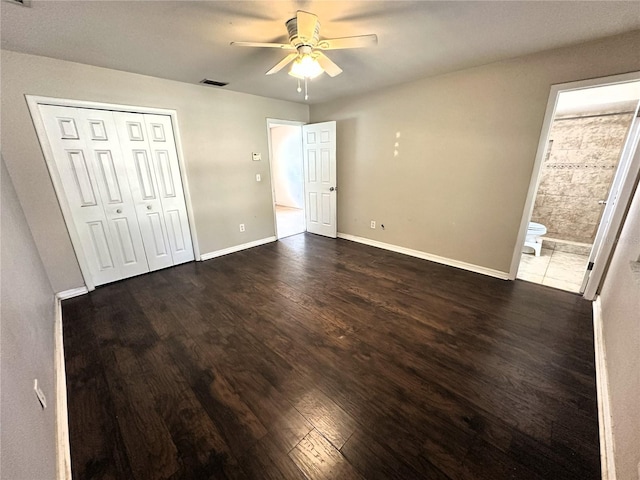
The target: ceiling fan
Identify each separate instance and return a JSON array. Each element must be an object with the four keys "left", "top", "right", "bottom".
[{"left": 231, "top": 10, "right": 377, "bottom": 98}]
